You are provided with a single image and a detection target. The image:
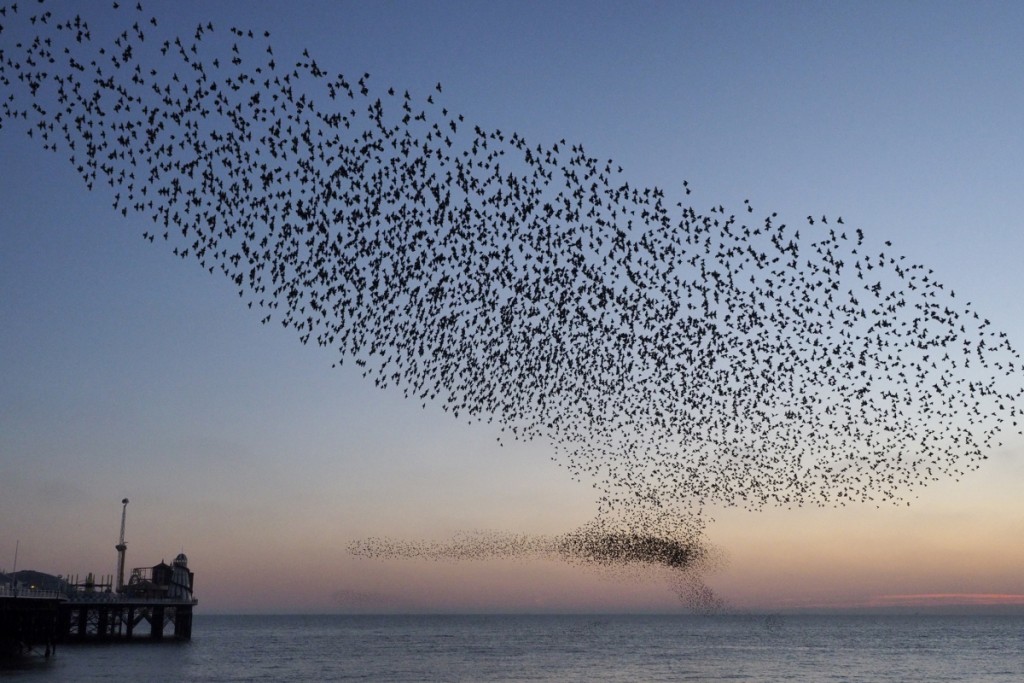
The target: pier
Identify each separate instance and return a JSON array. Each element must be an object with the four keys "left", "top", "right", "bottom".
[
  {"left": 56, "top": 499, "right": 198, "bottom": 642},
  {"left": 2, "top": 498, "right": 197, "bottom": 657},
  {"left": 0, "top": 586, "right": 64, "bottom": 658},
  {"left": 58, "top": 596, "right": 195, "bottom": 641},
  {"left": 57, "top": 553, "right": 197, "bottom": 642}
]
